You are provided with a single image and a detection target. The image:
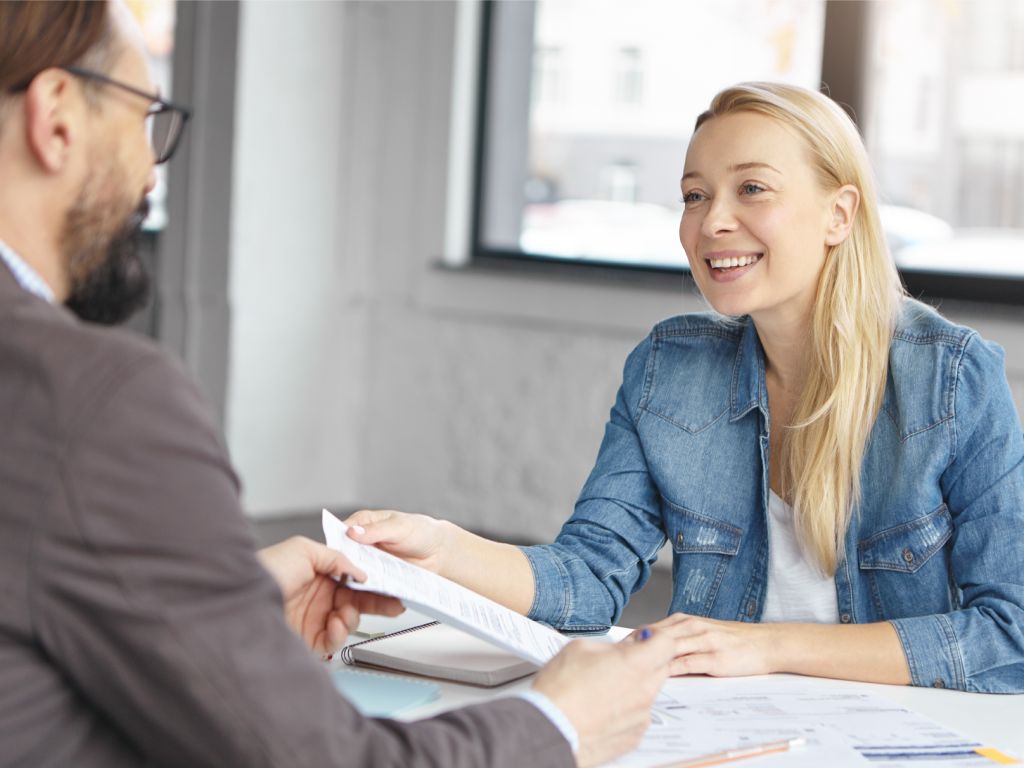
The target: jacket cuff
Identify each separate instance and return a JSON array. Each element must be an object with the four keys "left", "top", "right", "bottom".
[
  {"left": 521, "top": 545, "right": 571, "bottom": 627},
  {"left": 890, "top": 614, "right": 966, "bottom": 691}
]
